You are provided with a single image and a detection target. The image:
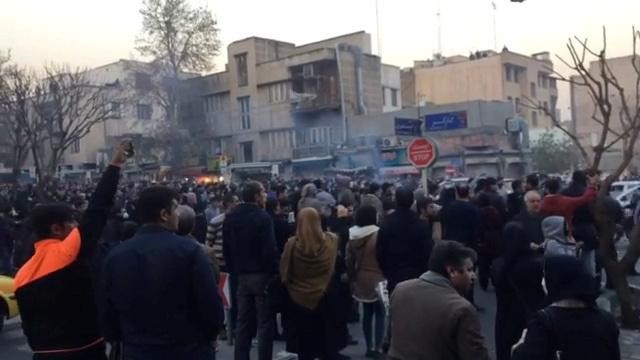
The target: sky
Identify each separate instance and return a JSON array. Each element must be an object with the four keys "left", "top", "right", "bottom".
[{"left": 2, "top": 0, "right": 639, "bottom": 119}]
